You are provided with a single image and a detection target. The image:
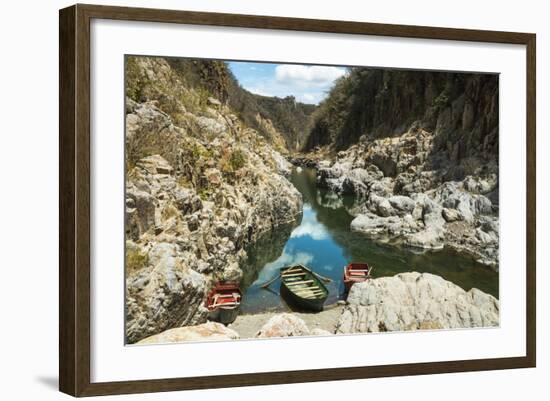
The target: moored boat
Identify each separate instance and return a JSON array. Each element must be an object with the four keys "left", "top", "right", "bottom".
[
  {"left": 206, "top": 282, "right": 242, "bottom": 325},
  {"left": 343, "top": 262, "right": 372, "bottom": 290},
  {"left": 280, "top": 265, "right": 328, "bottom": 312}
]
